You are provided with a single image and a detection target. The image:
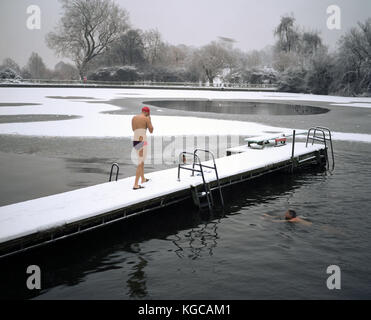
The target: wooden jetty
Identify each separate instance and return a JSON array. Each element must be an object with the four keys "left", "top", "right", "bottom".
[{"left": 0, "top": 127, "right": 334, "bottom": 259}]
